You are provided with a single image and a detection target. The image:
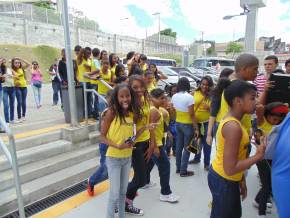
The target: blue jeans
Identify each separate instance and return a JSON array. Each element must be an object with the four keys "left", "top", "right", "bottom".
[
  {"left": 193, "top": 122, "right": 212, "bottom": 166},
  {"left": 15, "top": 87, "right": 27, "bottom": 119},
  {"left": 89, "top": 143, "right": 108, "bottom": 187},
  {"left": 175, "top": 122, "right": 194, "bottom": 173},
  {"left": 52, "top": 80, "right": 62, "bottom": 105},
  {"left": 2, "top": 87, "right": 15, "bottom": 123},
  {"left": 106, "top": 157, "right": 131, "bottom": 218},
  {"left": 90, "top": 84, "right": 99, "bottom": 118},
  {"left": 31, "top": 85, "right": 41, "bottom": 107},
  {"left": 146, "top": 146, "right": 172, "bottom": 195},
  {"left": 208, "top": 167, "right": 242, "bottom": 218},
  {"left": 98, "top": 94, "right": 107, "bottom": 113}
]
